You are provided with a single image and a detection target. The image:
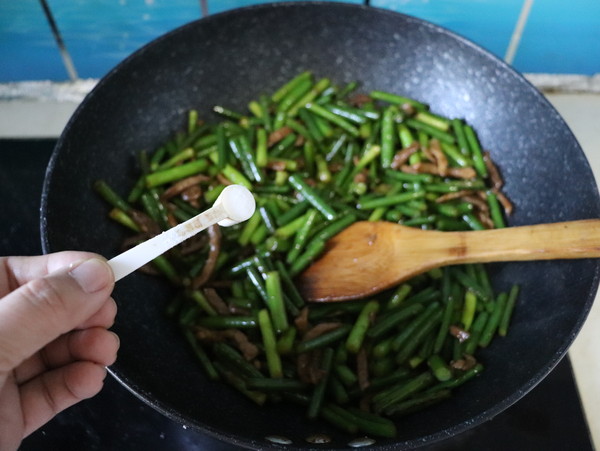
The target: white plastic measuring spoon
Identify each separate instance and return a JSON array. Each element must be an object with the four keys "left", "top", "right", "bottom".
[{"left": 108, "top": 184, "right": 255, "bottom": 281}]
